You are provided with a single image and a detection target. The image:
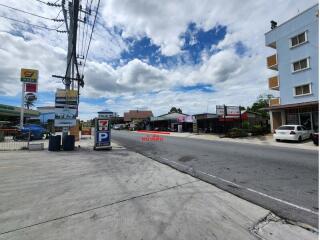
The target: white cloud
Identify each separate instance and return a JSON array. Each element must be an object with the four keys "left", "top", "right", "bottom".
[{"left": 0, "top": 0, "right": 315, "bottom": 119}]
